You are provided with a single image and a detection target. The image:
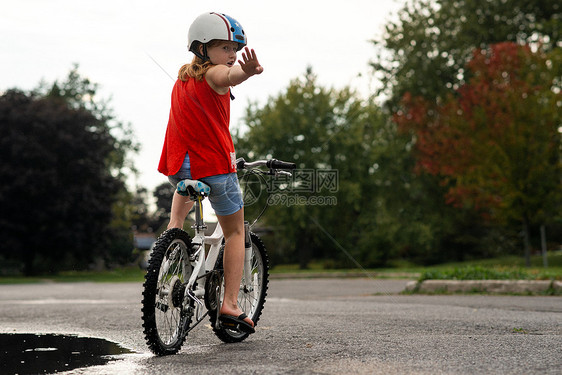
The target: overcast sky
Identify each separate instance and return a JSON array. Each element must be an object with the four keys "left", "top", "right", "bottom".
[{"left": 1, "top": 0, "right": 404, "bottom": 193}]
